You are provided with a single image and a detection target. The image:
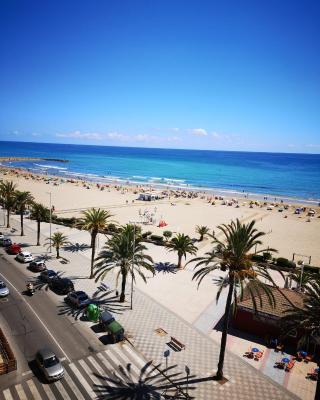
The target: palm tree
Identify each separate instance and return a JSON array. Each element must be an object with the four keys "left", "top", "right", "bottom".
[
  {"left": 30, "top": 202, "right": 50, "bottom": 245},
  {"left": 94, "top": 224, "right": 154, "bottom": 302},
  {"left": 0, "top": 180, "right": 17, "bottom": 228},
  {"left": 76, "top": 208, "right": 113, "bottom": 279},
  {"left": 283, "top": 277, "right": 320, "bottom": 397},
  {"left": 14, "top": 190, "right": 34, "bottom": 236},
  {"left": 45, "top": 232, "right": 69, "bottom": 258},
  {"left": 189, "top": 219, "right": 276, "bottom": 380},
  {"left": 196, "top": 225, "right": 210, "bottom": 241},
  {"left": 166, "top": 233, "right": 197, "bottom": 269}
]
